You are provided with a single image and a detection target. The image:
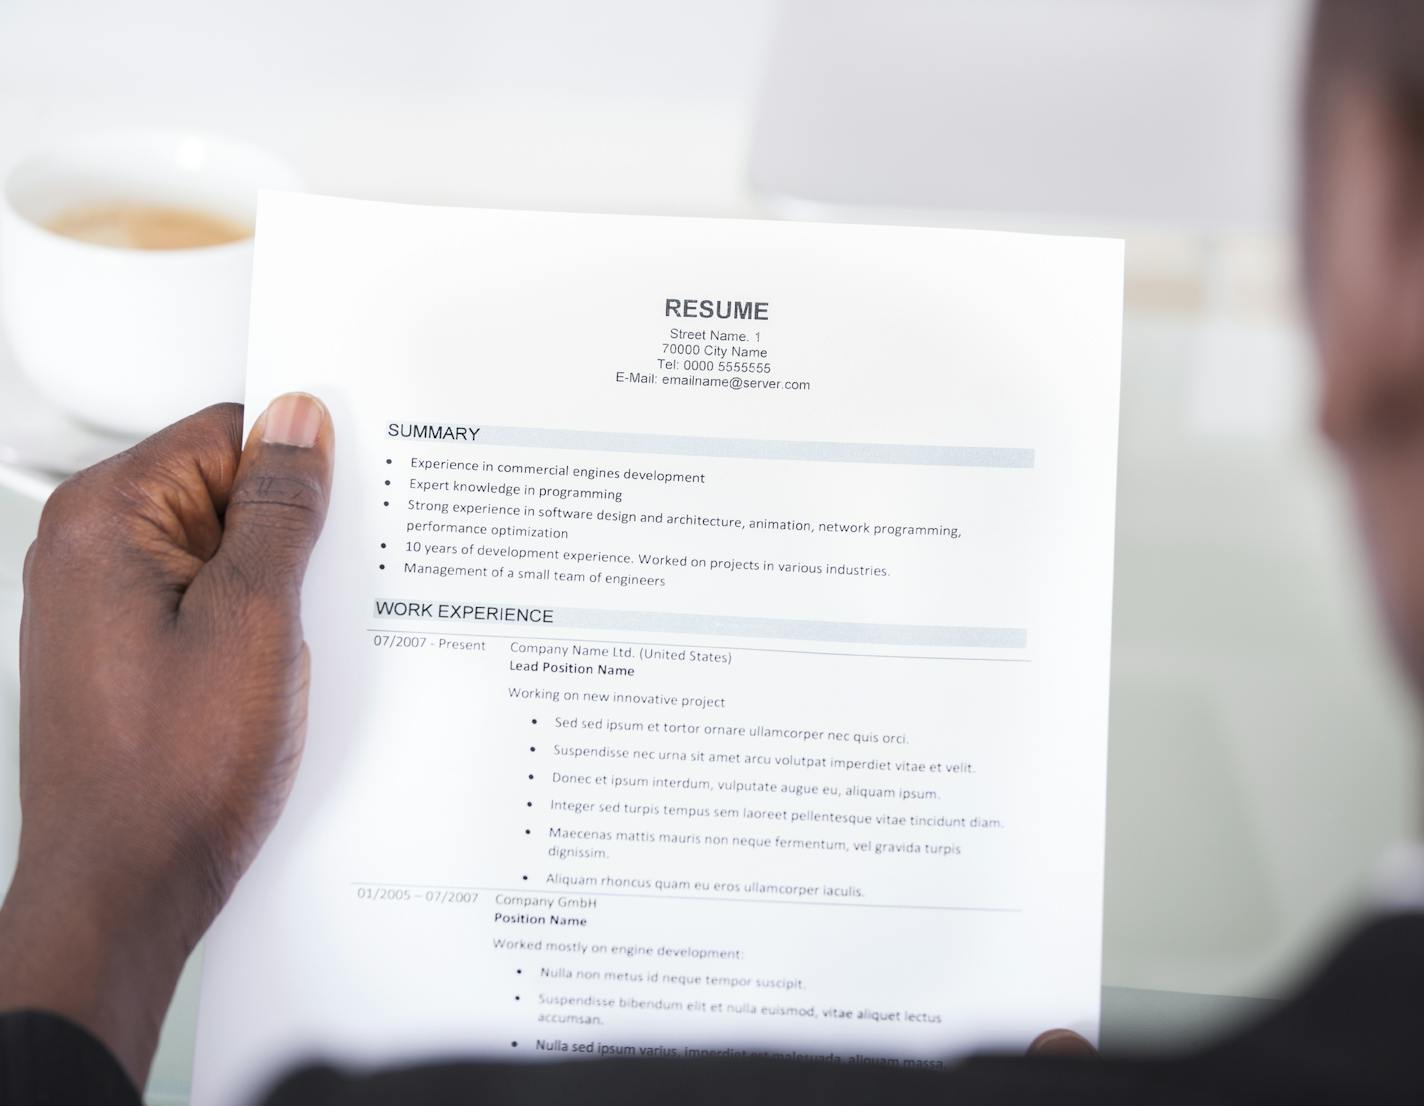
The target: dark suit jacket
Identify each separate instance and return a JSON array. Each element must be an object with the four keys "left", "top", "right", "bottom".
[{"left": 4, "top": 914, "right": 1420, "bottom": 1105}]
